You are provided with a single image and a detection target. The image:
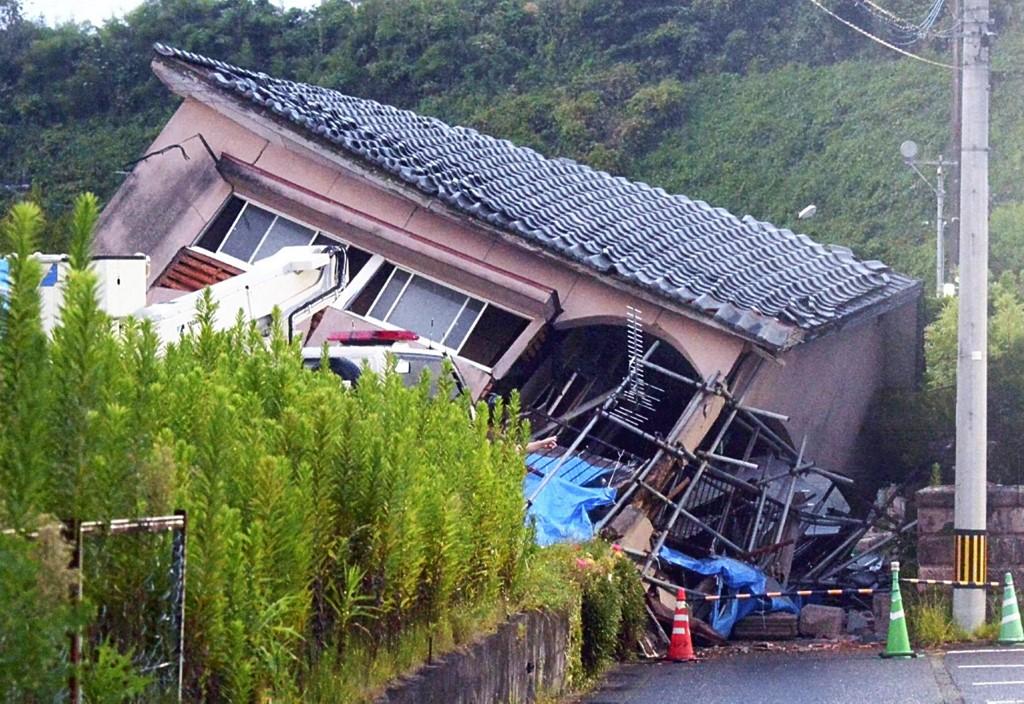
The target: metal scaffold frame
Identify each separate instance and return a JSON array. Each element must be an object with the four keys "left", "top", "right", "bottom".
[{"left": 528, "top": 339, "right": 872, "bottom": 588}]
